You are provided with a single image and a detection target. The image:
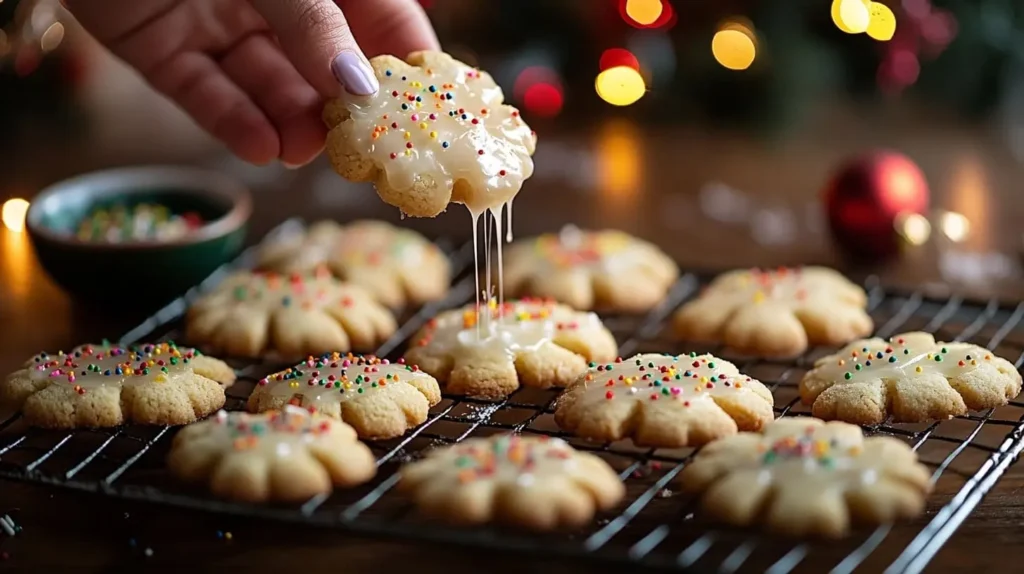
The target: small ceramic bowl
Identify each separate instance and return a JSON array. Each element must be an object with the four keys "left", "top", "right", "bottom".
[{"left": 27, "top": 166, "right": 251, "bottom": 305}]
